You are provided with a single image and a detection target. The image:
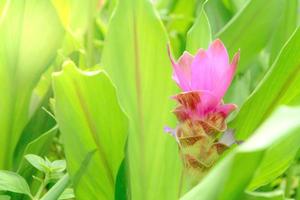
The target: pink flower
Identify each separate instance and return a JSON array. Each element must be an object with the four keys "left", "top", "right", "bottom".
[{"left": 168, "top": 39, "right": 240, "bottom": 118}]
